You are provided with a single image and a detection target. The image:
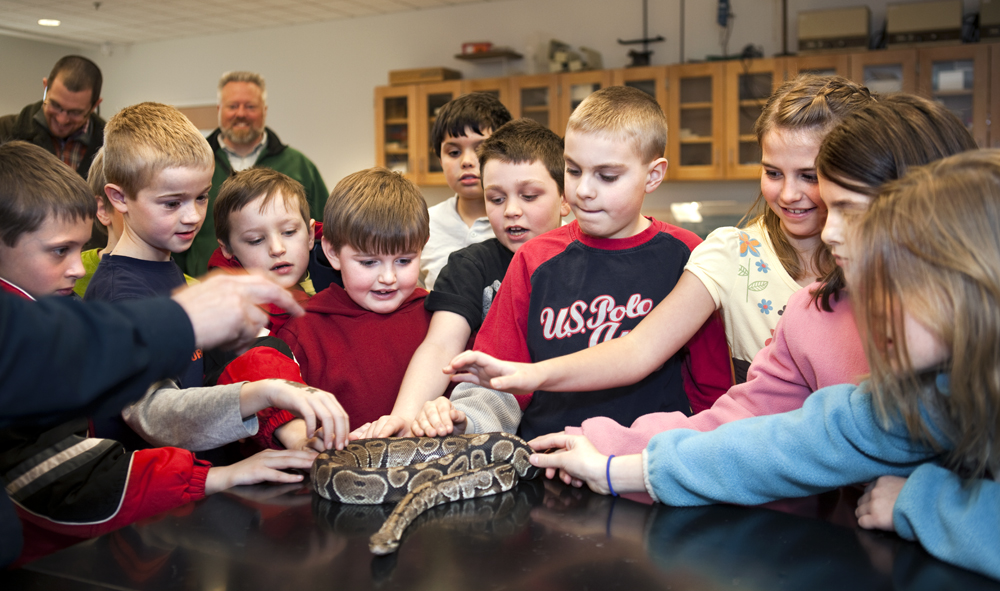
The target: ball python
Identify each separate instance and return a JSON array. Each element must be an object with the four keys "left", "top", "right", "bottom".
[{"left": 311, "top": 432, "right": 540, "bottom": 554}]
